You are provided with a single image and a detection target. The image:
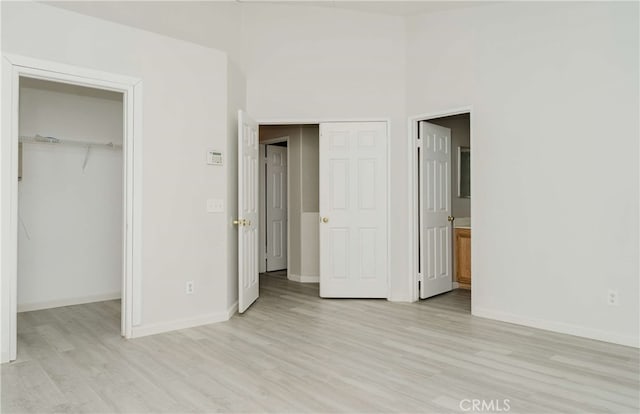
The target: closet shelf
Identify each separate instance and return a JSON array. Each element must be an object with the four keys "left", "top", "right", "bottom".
[
  {"left": 19, "top": 134, "right": 122, "bottom": 149},
  {"left": 19, "top": 134, "right": 122, "bottom": 174}
]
